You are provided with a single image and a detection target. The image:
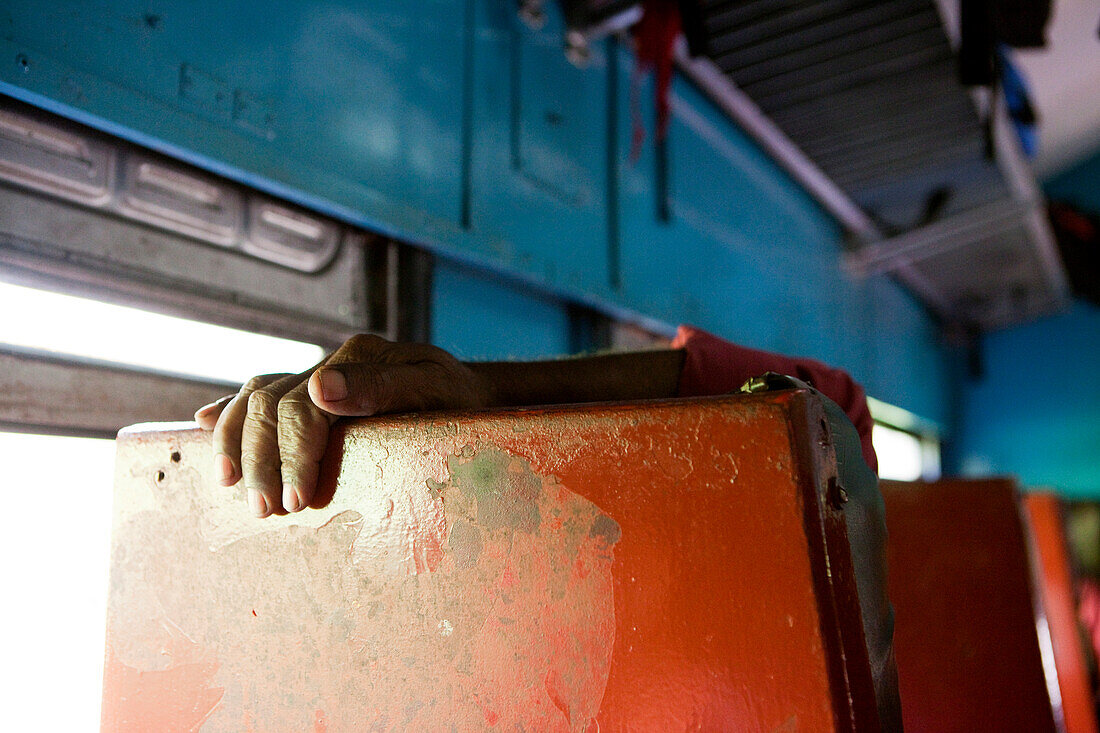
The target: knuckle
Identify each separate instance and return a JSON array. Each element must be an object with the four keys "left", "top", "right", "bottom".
[
  {"left": 277, "top": 396, "right": 329, "bottom": 462},
  {"left": 239, "top": 448, "right": 274, "bottom": 473},
  {"left": 277, "top": 395, "right": 326, "bottom": 436},
  {"left": 407, "top": 343, "right": 451, "bottom": 362},
  {"left": 279, "top": 455, "right": 311, "bottom": 477},
  {"left": 243, "top": 373, "right": 292, "bottom": 393},
  {"left": 243, "top": 375, "right": 270, "bottom": 393},
  {"left": 246, "top": 389, "right": 279, "bottom": 417},
  {"left": 276, "top": 392, "right": 311, "bottom": 422},
  {"left": 343, "top": 333, "right": 388, "bottom": 355},
  {"left": 420, "top": 359, "right": 454, "bottom": 380}
]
